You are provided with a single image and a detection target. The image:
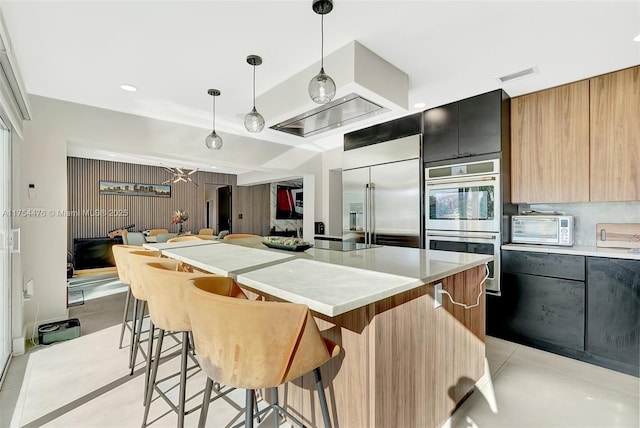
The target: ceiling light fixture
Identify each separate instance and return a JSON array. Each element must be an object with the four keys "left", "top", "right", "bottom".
[
  {"left": 634, "top": 33, "right": 640, "bottom": 41},
  {"left": 120, "top": 84, "right": 137, "bottom": 92},
  {"left": 163, "top": 167, "right": 199, "bottom": 186},
  {"left": 309, "top": 0, "right": 336, "bottom": 104},
  {"left": 205, "top": 89, "right": 223, "bottom": 150},
  {"left": 244, "top": 55, "right": 265, "bottom": 133},
  {"left": 413, "top": 102, "right": 427, "bottom": 109}
]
